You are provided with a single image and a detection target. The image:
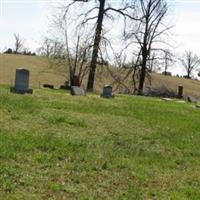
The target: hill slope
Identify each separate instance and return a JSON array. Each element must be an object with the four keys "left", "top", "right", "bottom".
[
  {"left": 1, "top": 54, "right": 200, "bottom": 97},
  {"left": 0, "top": 87, "right": 200, "bottom": 199}
]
